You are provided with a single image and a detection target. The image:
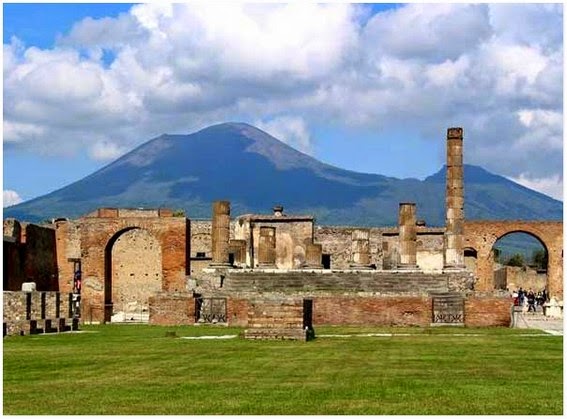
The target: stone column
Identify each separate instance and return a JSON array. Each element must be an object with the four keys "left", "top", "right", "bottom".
[
  {"left": 398, "top": 203, "right": 418, "bottom": 269},
  {"left": 210, "top": 201, "right": 231, "bottom": 266},
  {"left": 444, "top": 127, "right": 466, "bottom": 270},
  {"left": 350, "top": 229, "right": 373, "bottom": 269},
  {"left": 258, "top": 227, "right": 277, "bottom": 268},
  {"left": 303, "top": 243, "right": 323, "bottom": 269}
]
